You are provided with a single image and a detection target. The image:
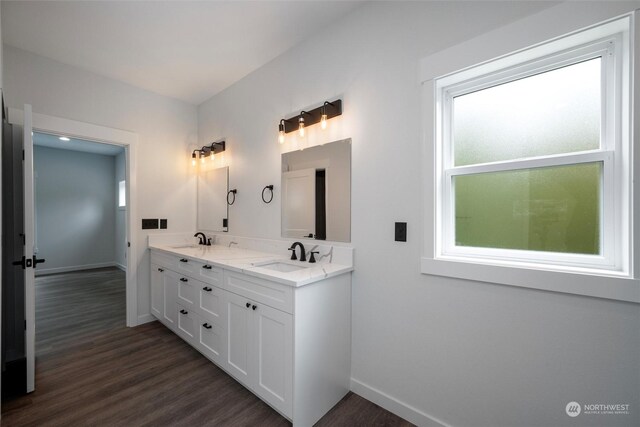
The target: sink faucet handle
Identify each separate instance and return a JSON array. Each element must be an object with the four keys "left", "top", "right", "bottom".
[
  {"left": 206, "top": 238, "right": 212, "bottom": 246},
  {"left": 309, "top": 251, "right": 319, "bottom": 263},
  {"left": 288, "top": 247, "right": 297, "bottom": 260}
]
